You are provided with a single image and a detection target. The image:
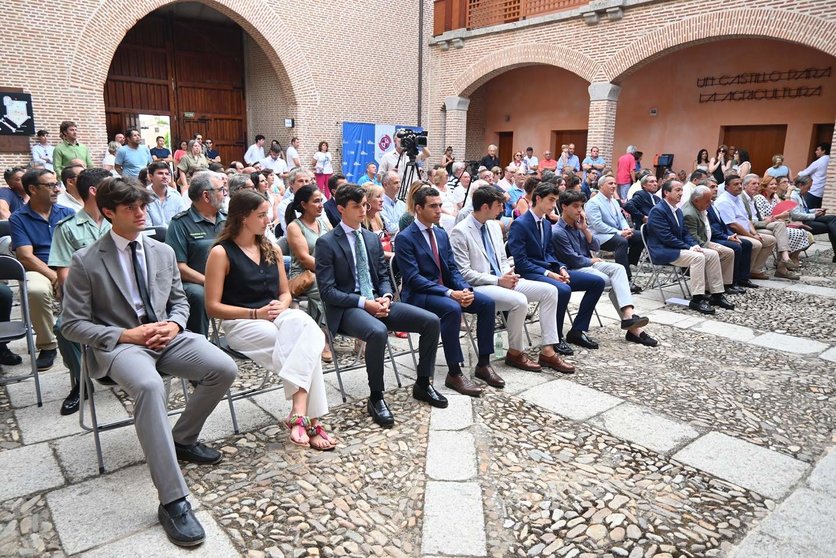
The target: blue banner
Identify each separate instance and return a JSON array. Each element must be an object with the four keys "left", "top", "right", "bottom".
[{"left": 341, "top": 122, "right": 374, "bottom": 183}]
